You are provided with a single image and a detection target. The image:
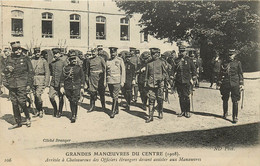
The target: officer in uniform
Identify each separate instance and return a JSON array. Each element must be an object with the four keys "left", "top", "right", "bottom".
[
  {"left": 217, "top": 49, "right": 243, "bottom": 123},
  {"left": 137, "top": 51, "right": 152, "bottom": 110},
  {"left": 3, "top": 41, "right": 34, "bottom": 129},
  {"left": 97, "top": 45, "right": 109, "bottom": 62},
  {"left": 210, "top": 52, "right": 221, "bottom": 88},
  {"left": 189, "top": 53, "right": 199, "bottom": 88},
  {"left": 31, "top": 47, "right": 50, "bottom": 118},
  {"left": 174, "top": 46, "right": 196, "bottom": 118},
  {"left": 49, "top": 48, "right": 67, "bottom": 118},
  {"left": 60, "top": 51, "right": 84, "bottom": 123},
  {"left": 85, "top": 48, "right": 106, "bottom": 112},
  {"left": 129, "top": 47, "right": 140, "bottom": 103},
  {"left": 122, "top": 52, "right": 136, "bottom": 111},
  {"left": 145, "top": 48, "right": 168, "bottom": 123},
  {"left": 106, "top": 47, "right": 125, "bottom": 118}
]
